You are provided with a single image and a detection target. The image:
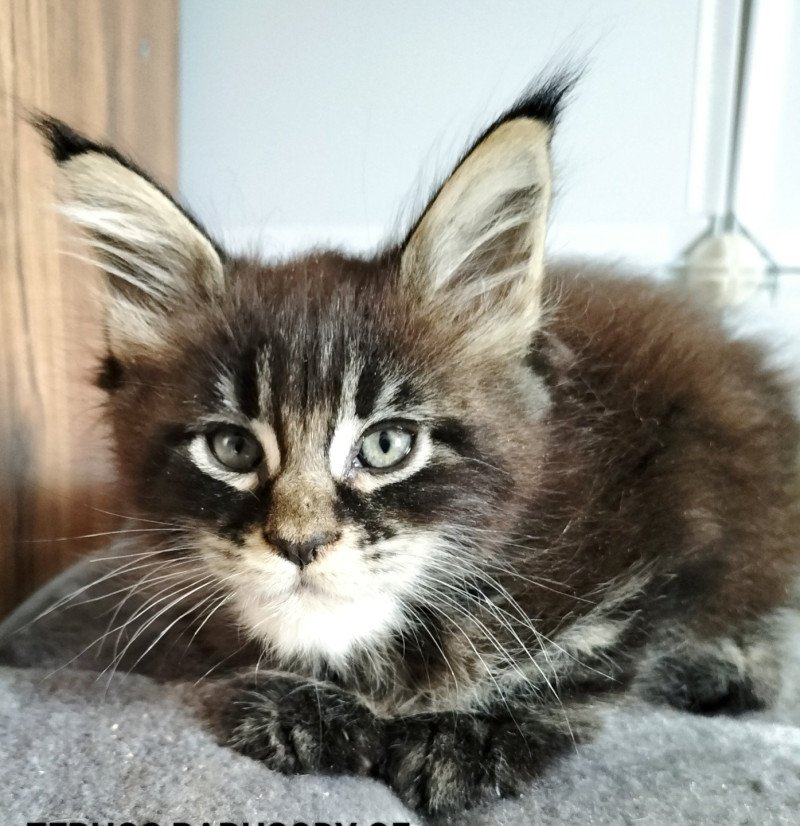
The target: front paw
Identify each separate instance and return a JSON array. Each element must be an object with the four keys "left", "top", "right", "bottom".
[
  {"left": 221, "top": 672, "right": 384, "bottom": 777},
  {"left": 382, "top": 713, "right": 536, "bottom": 816}
]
